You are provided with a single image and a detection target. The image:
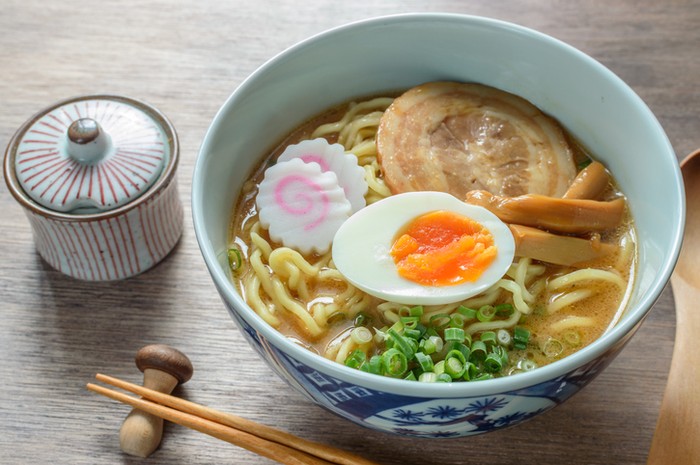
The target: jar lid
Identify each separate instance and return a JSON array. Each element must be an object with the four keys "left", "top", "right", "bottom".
[{"left": 12, "top": 95, "right": 172, "bottom": 214}]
